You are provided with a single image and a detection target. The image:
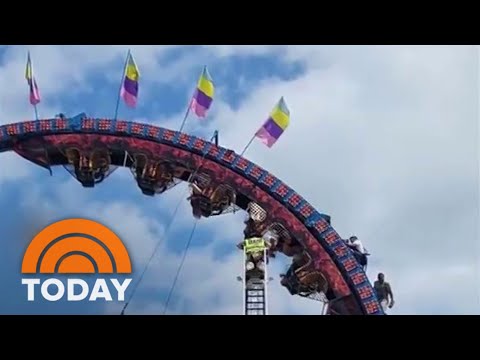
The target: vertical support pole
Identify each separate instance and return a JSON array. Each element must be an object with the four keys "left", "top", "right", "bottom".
[
  {"left": 242, "top": 247, "right": 246, "bottom": 315},
  {"left": 263, "top": 247, "right": 268, "bottom": 315}
]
